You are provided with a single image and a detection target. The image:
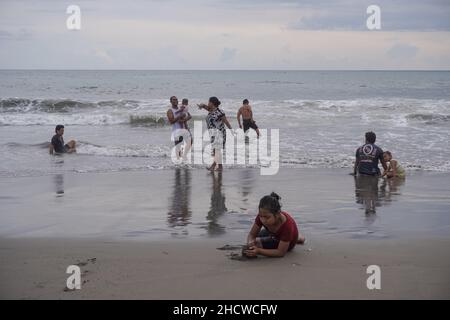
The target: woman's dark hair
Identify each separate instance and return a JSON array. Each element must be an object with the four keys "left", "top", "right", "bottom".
[
  {"left": 365, "top": 131, "right": 376, "bottom": 144},
  {"left": 209, "top": 96, "right": 221, "bottom": 107},
  {"left": 259, "top": 192, "right": 282, "bottom": 214}
]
